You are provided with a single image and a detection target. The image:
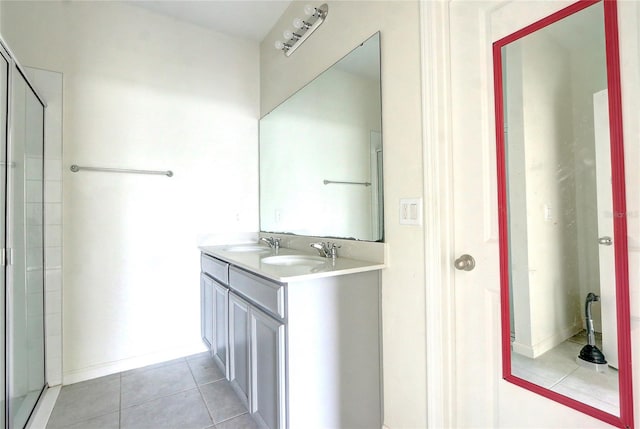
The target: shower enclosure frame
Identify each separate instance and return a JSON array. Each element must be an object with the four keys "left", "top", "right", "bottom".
[{"left": 1, "top": 36, "right": 48, "bottom": 429}]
